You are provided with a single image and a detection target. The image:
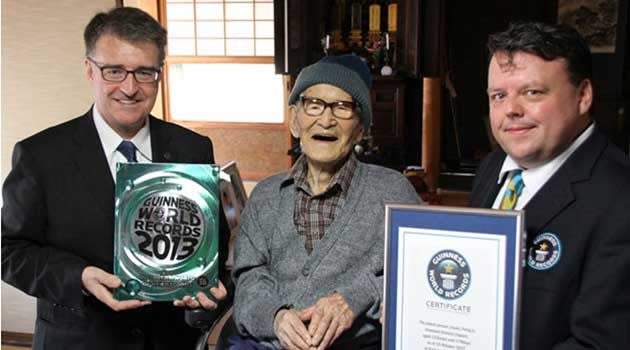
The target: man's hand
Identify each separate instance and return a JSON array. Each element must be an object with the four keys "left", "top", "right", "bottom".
[
  {"left": 173, "top": 281, "right": 228, "bottom": 310},
  {"left": 81, "top": 266, "right": 151, "bottom": 311},
  {"left": 306, "top": 293, "right": 355, "bottom": 350},
  {"left": 274, "top": 308, "right": 313, "bottom": 350}
]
